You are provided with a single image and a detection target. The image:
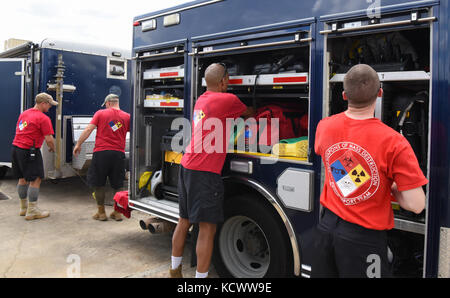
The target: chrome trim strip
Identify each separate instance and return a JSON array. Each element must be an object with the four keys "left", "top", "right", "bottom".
[
  {"left": 191, "top": 17, "right": 315, "bottom": 41},
  {"left": 189, "top": 38, "right": 312, "bottom": 56},
  {"left": 423, "top": 11, "right": 435, "bottom": 276},
  {"left": 133, "top": 39, "right": 187, "bottom": 53},
  {"left": 319, "top": 0, "right": 438, "bottom": 21},
  {"left": 136, "top": 50, "right": 185, "bottom": 60},
  {"left": 320, "top": 17, "right": 436, "bottom": 34}
]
